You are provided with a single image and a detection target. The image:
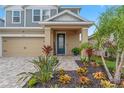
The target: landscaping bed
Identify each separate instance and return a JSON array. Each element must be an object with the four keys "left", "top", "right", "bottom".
[
  {"left": 23, "top": 60, "right": 107, "bottom": 88},
  {"left": 17, "top": 45, "right": 124, "bottom": 88}
]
